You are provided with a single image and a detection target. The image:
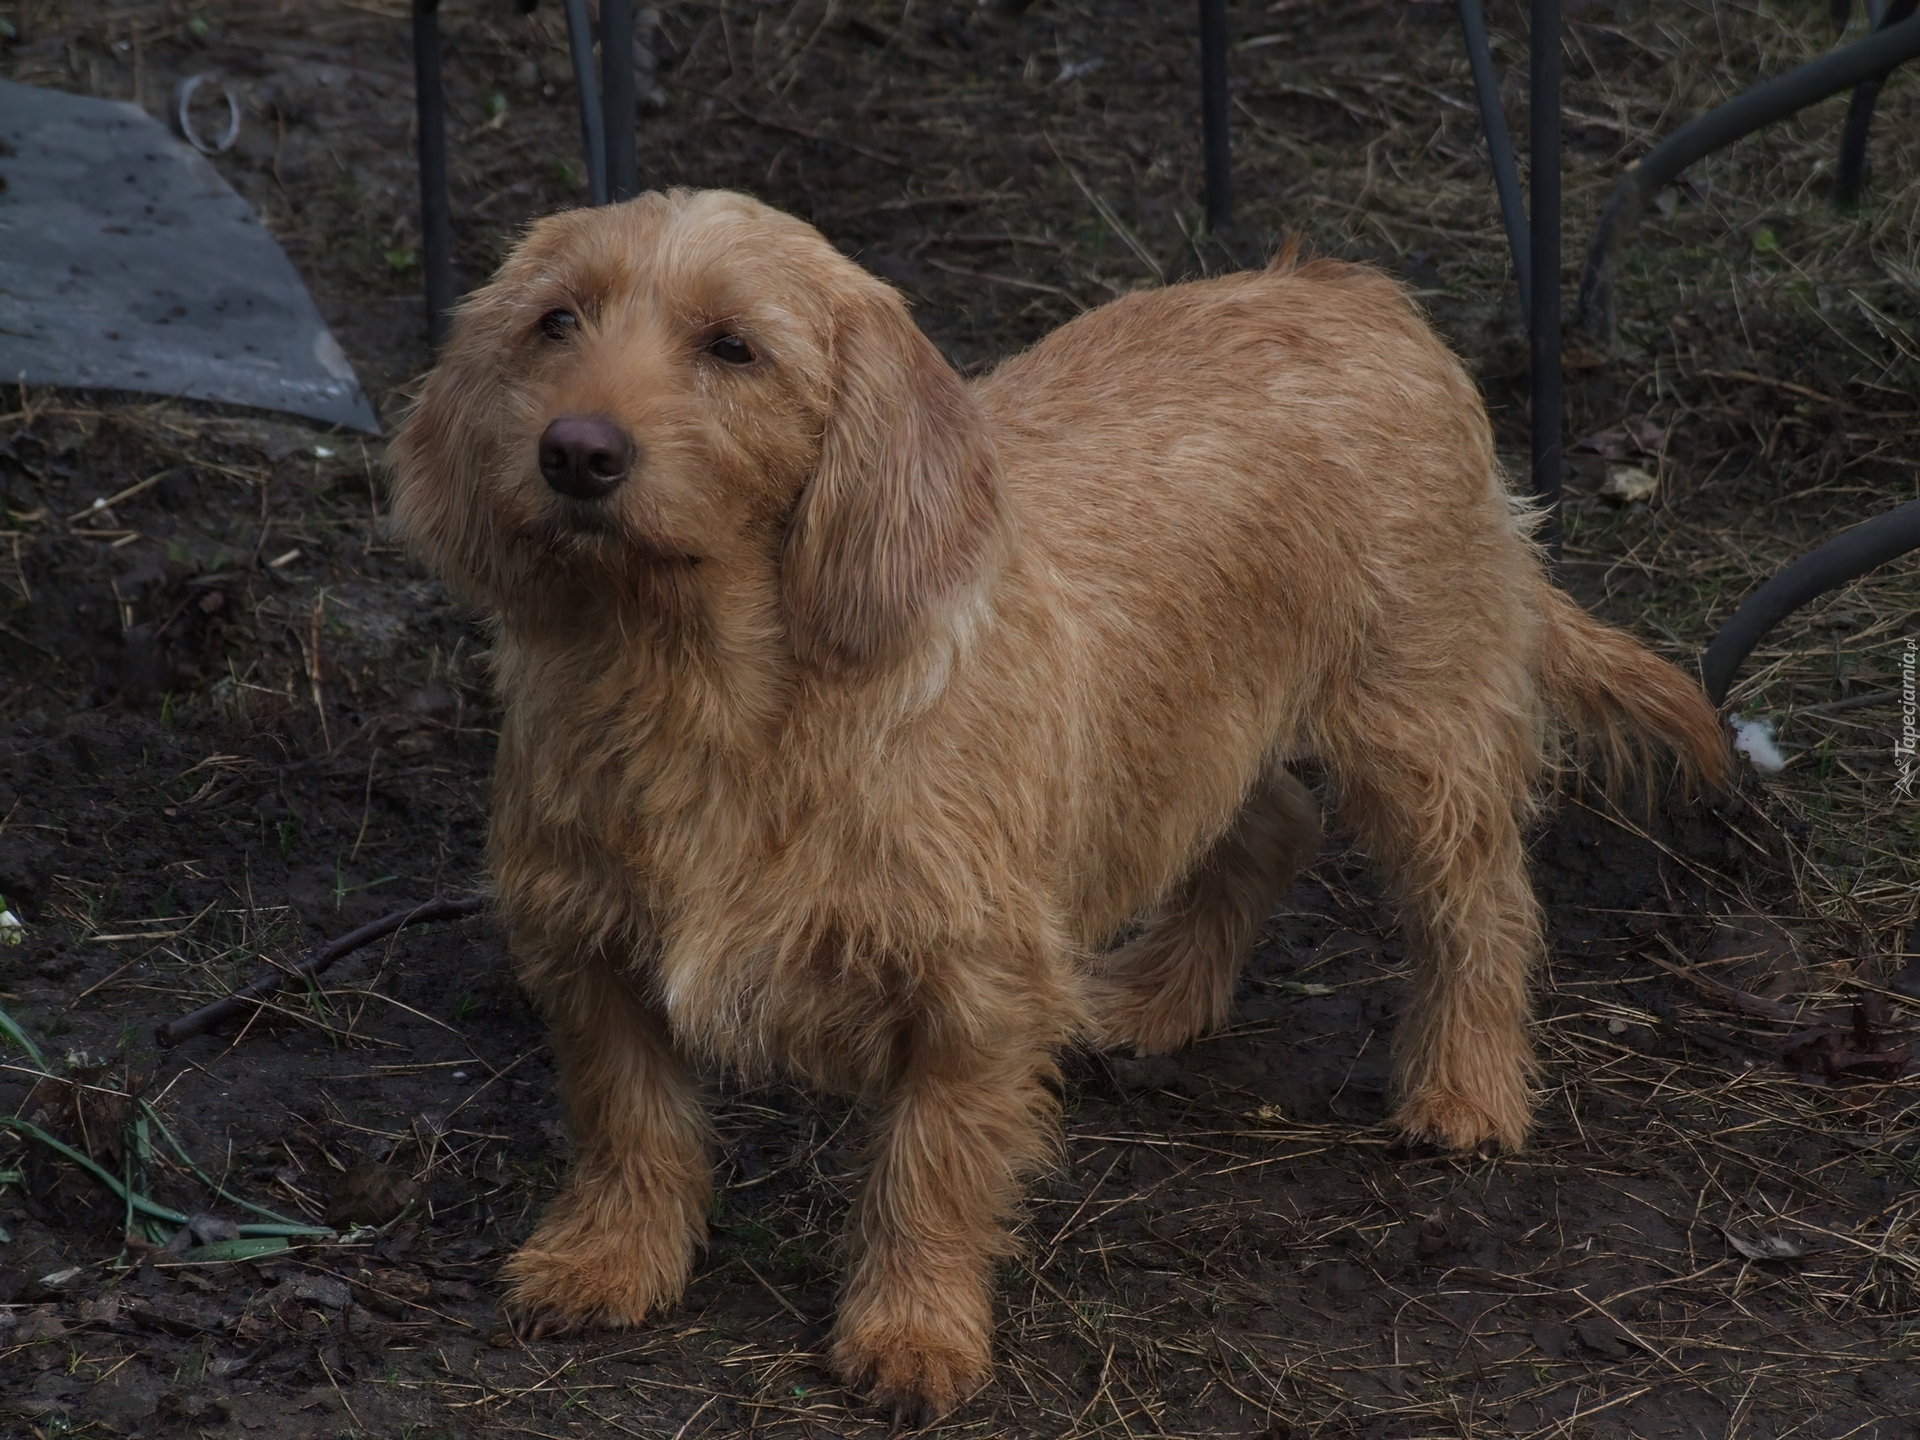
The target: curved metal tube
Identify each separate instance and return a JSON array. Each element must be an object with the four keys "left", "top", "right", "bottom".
[
  {"left": 1835, "top": 73, "right": 1890, "bottom": 206},
  {"left": 1579, "top": 13, "right": 1920, "bottom": 339},
  {"left": 563, "top": 0, "right": 609, "bottom": 205},
  {"left": 1456, "top": 0, "right": 1530, "bottom": 315},
  {"left": 1701, "top": 498, "right": 1920, "bottom": 706},
  {"left": 1836, "top": 0, "right": 1917, "bottom": 207}
]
